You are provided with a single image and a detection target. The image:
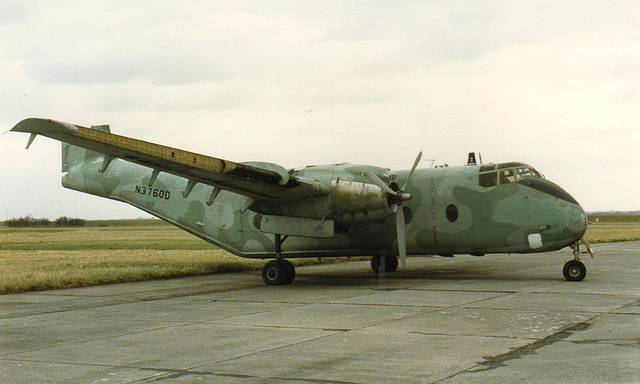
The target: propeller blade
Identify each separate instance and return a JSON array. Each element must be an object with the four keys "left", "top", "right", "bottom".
[
  {"left": 396, "top": 207, "right": 407, "bottom": 267},
  {"left": 402, "top": 151, "right": 423, "bottom": 191},
  {"left": 367, "top": 170, "right": 397, "bottom": 196}
]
